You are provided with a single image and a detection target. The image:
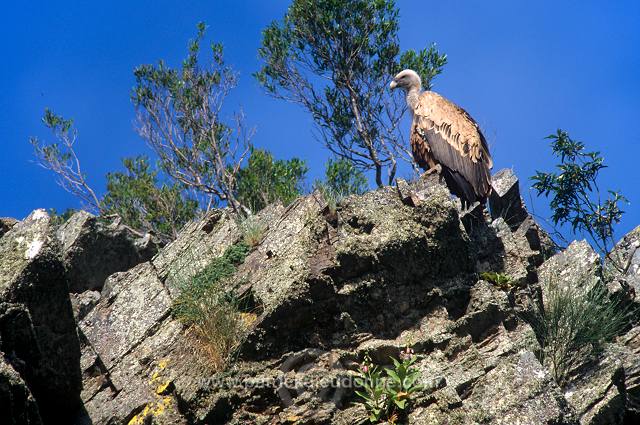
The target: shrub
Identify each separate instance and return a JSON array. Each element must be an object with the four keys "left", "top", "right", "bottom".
[
  {"left": 236, "top": 148, "right": 308, "bottom": 213},
  {"left": 48, "top": 208, "right": 78, "bottom": 227},
  {"left": 315, "top": 157, "right": 369, "bottom": 214},
  {"left": 30, "top": 110, "right": 198, "bottom": 241},
  {"left": 323, "top": 158, "right": 369, "bottom": 197},
  {"left": 238, "top": 215, "right": 267, "bottom": 248},
  {"left": 103, "top": 156, "right": 198, "bottom": 242},
  {"left": 316, "top": 183, "right": 341, "bottom": 216},
  {"left": 531, "top": 130, "right": 627, "bottom": 268},
  {"left": 31, "top": 26, "right": 308, "bottom": 239},
  {"left": 529, "top": 273, "right": 629, "bottom": 385},
  {"left": 171, "top": 242, "right": 251, "bottom": 369}
]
